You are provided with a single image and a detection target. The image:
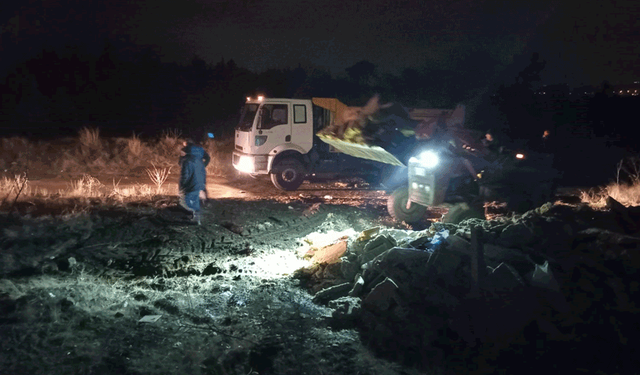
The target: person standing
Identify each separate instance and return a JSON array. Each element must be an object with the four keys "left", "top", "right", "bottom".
[
  {"left": 481, "top": 128, "right": 509, "bottom": 162},
  {"left": 179, "top": 138, "right": 210, "bottom": 224}
]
